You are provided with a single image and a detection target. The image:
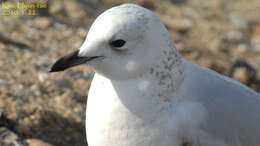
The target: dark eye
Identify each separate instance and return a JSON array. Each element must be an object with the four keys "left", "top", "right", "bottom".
[{"left": 110, "top": 39, "right": 126, "bottom": 48}]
